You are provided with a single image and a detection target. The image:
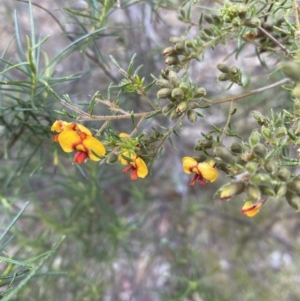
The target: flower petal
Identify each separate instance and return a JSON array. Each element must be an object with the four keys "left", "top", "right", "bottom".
[
  {"left": 241, "top": 200, "right": 262, "bottom": 217},
  {"left": 51, "top": 120, "right": 71, "bottom": 132},
  {"left": 57, "top": 130, "right": 81, "bottom": 153},
  {"left": 73, "top": 151, "right": 88, "bottom": 164},
  {"left": 118, "top": 151, "right": 136, "bottom": 165},
  {"left": 73, "top": 124, "right": 92, "bottom": 136},
  {"left": 197, "top": 162, "right": 218, "bottom": 182},
  {"left": 135, "top": 157, "right": 148, "bottom": 178},
  {"left": 83, "top": 136, "right": 106, "bottom": 161},
  {"left": 119, "top": 133, "right": 129, "bottom": 138},
  {"left": 182, "top": 157, "right": 197, "bottom": 174}
]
